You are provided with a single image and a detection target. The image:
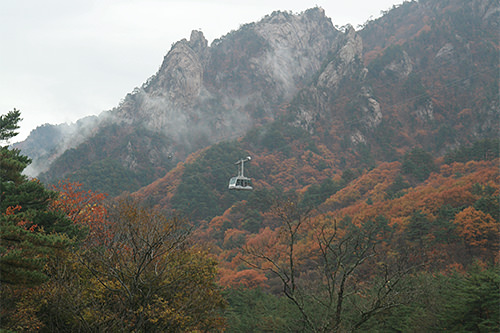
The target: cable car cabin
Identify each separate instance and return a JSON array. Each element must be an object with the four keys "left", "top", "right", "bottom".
[
  {"left": 228, "top": 176, "right": 253, "bottom": 190},
  {"left": 228, "top": 156, "right": 253, "bottom": 191}
]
